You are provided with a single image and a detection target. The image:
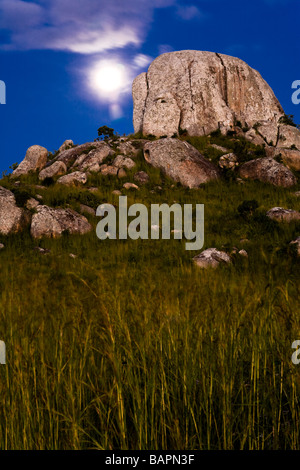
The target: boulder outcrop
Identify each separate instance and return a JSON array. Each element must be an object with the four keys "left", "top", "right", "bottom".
[
  {"left": 30, "top": 205, "right": 92, "bottom": 238},
  {"left": 12, "top": 145, "right": 48, "bottom": 177},
  {"left": 133, "top": 50, "right": 284, "bottom": 137}
]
